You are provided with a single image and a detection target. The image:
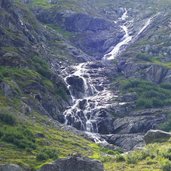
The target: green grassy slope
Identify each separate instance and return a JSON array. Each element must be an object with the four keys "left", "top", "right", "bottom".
[{"left": 0, "top": 111, "right": 120, "bottom": 170}]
